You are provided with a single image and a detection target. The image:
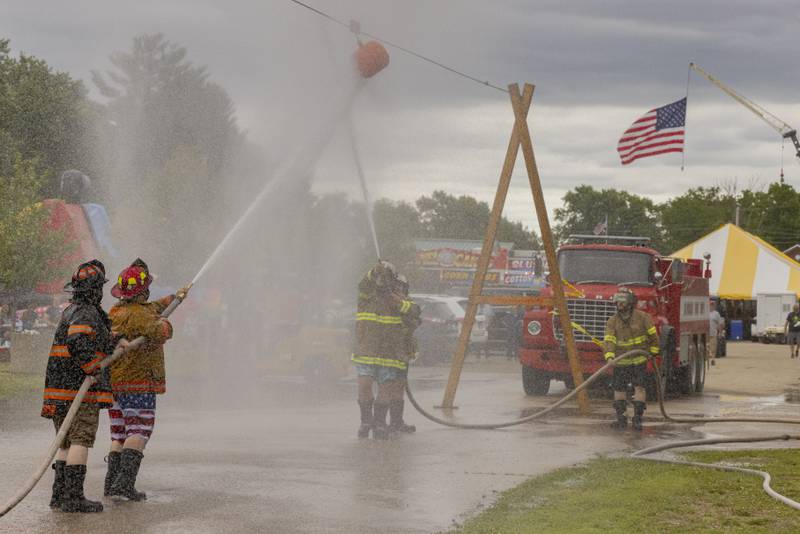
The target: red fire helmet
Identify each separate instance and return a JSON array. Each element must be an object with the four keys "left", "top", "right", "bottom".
[{"left": 111, "top": 265, "right": 153, "bottom": 299}]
